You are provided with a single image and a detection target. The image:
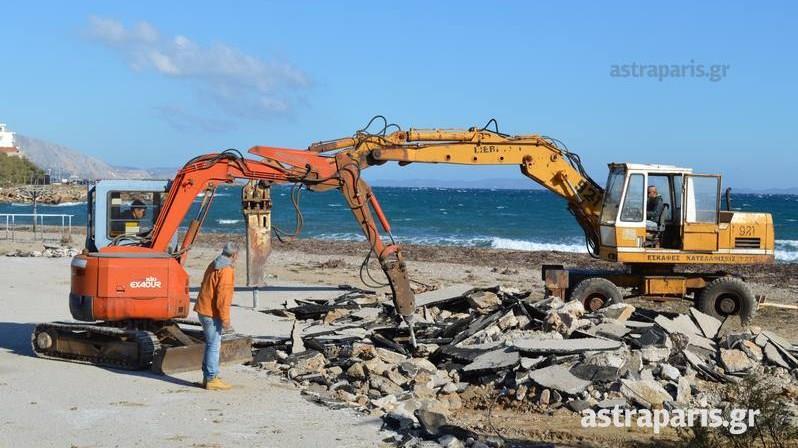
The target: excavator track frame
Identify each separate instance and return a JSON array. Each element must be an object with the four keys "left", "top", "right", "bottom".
[{"left": 31, "top": 320, "right": 252, "bottom": 374}]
